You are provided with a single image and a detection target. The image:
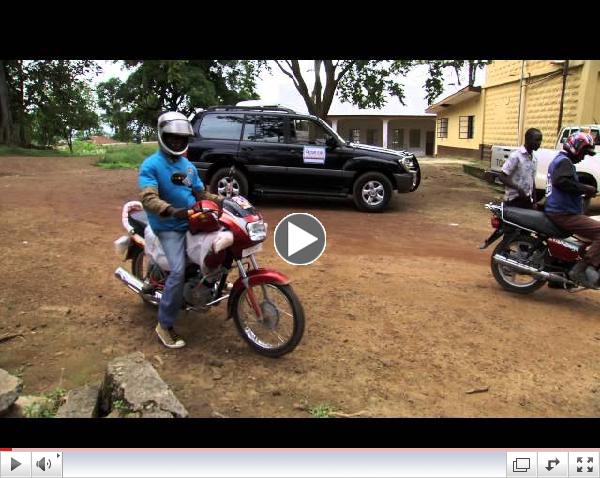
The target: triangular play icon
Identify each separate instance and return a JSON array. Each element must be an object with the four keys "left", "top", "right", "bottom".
[
  {"left": 11, "top": 458, "right": 21, "bottom": 471},
  {"left": 287, "top": 221, "right": 318, "bottom": 257}
]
